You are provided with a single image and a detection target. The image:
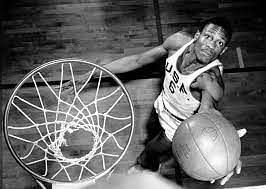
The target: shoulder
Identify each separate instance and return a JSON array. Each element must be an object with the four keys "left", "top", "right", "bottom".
[
  {"left": 162, "top": 31, "right": 193, "bottom": 52},
  {"left": 204, "top": 66, "right": 224, "bottom": 88}
]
